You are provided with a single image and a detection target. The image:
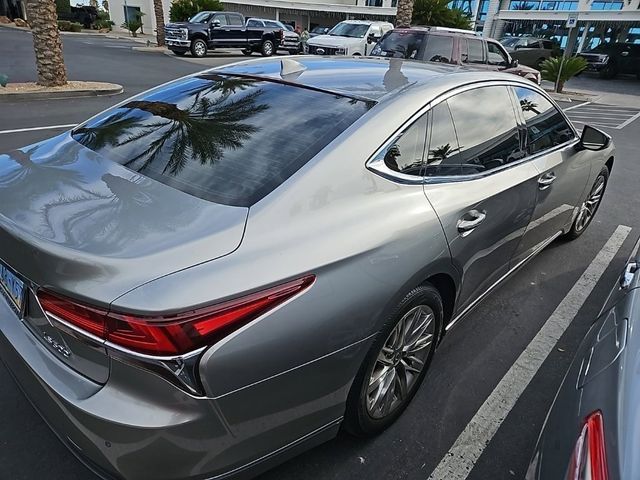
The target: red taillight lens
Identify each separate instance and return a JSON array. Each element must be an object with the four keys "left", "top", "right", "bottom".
[
  {"left": 37, "top": 275, "right": 315, "bottom": 356},
  {"left": 567, "top": 410, "right": 609, "bottom": 480}
]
